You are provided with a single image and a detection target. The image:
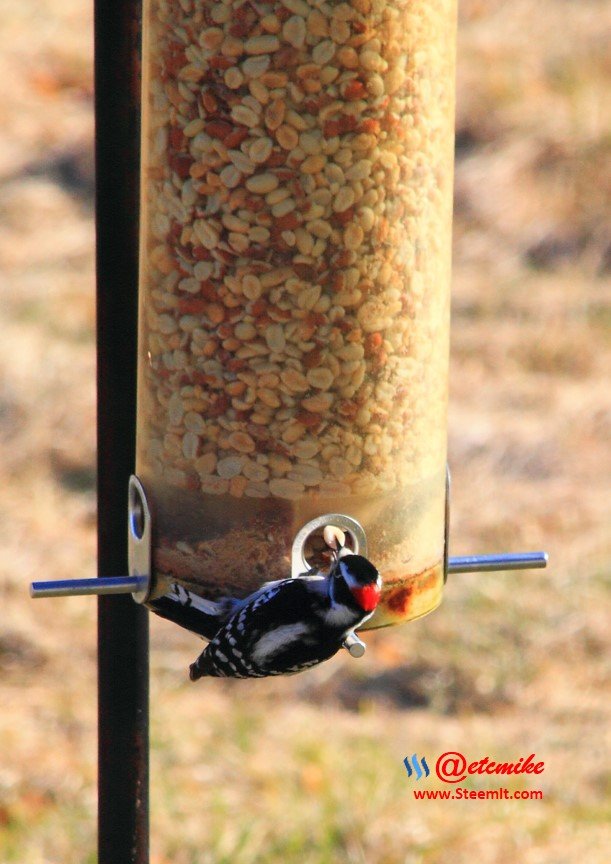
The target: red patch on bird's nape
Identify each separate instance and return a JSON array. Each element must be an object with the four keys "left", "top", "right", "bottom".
[{"left": 350, "top": 583, "right": 381, "bottom": 612}]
